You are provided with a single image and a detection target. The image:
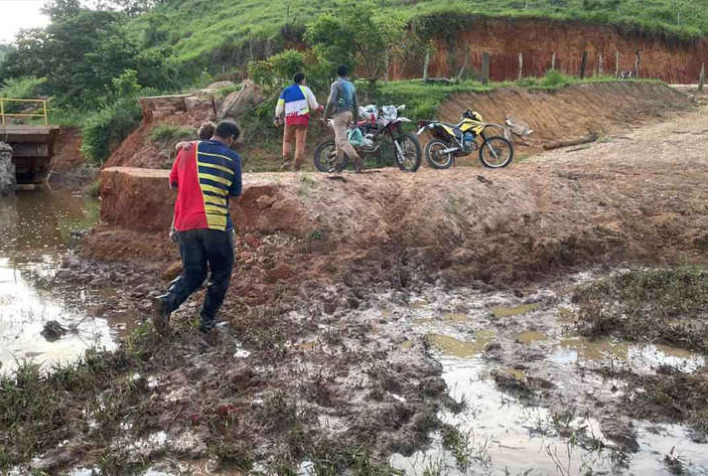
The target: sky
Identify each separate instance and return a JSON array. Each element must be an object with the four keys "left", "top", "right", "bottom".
[{"left": 1, "top": 0, "right": 50, "bottom": 44}]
